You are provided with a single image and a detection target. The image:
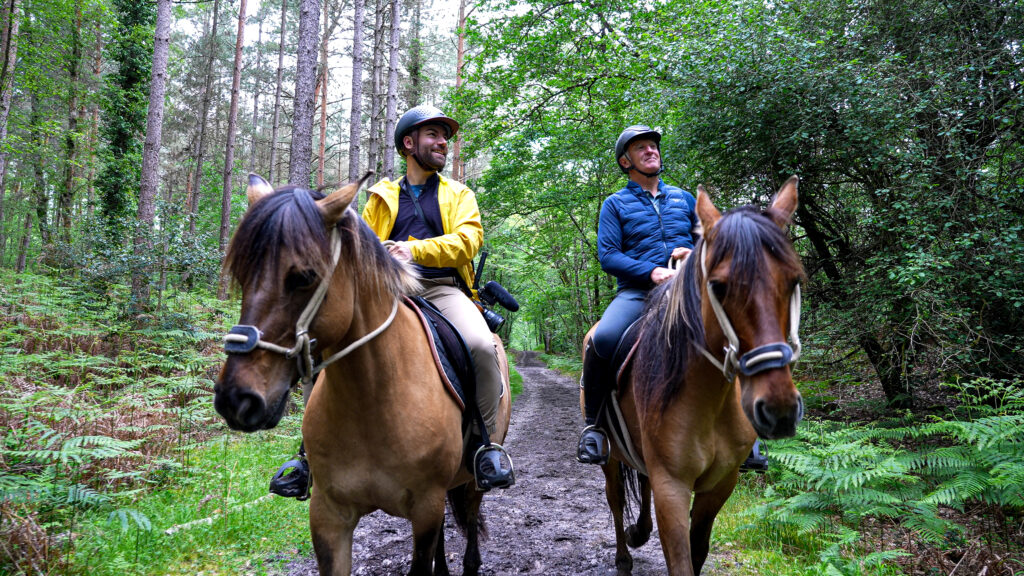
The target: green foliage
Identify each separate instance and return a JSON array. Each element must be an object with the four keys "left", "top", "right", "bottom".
[
  {"left": 96, "top": 0, "right": 156, "bottom": 237},
  {"left": 750, "top": 377, "right": 1024, "bottom": 571}
]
